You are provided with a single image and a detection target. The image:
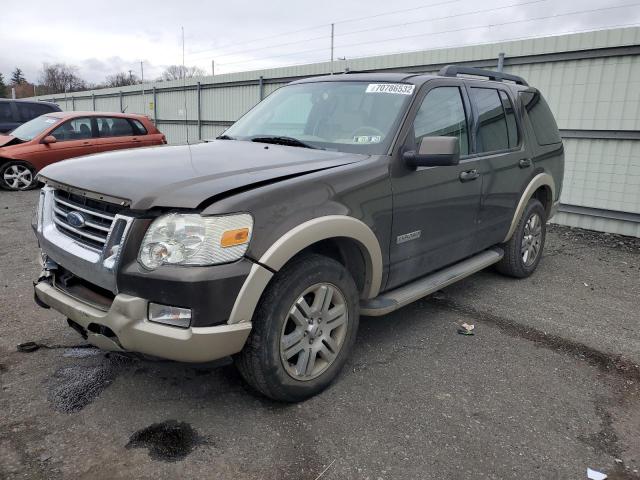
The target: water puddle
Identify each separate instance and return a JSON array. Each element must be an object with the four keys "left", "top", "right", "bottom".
[
  {"left": 125, "top": 420, "right": 204, "bottom": 462},
  {"left": 48, "top": 353, "right": 133, "bottom": 413}
]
